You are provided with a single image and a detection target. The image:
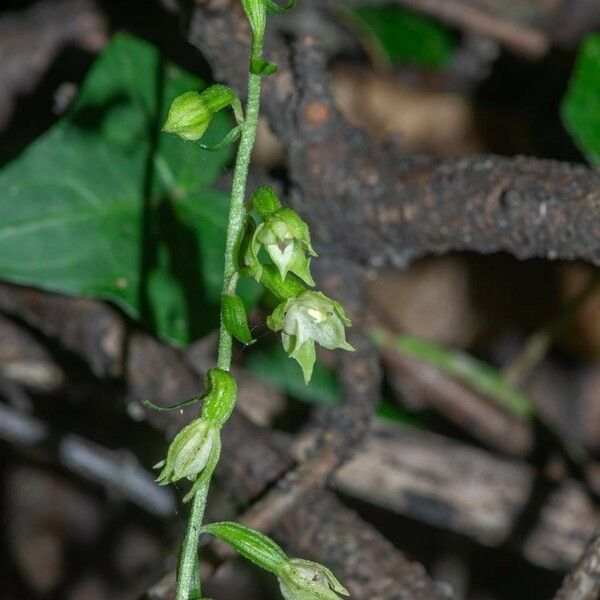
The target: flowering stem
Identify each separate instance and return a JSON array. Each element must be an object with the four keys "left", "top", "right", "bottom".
[
  {"left": 217, "top": 72, "right": 262, "bottom": 371},
  {"left": 175, "top": 72, "right": 262, "bottom": 600},
  {"left": 175, "top": 474, "right": 210, "bottom": 598}
]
